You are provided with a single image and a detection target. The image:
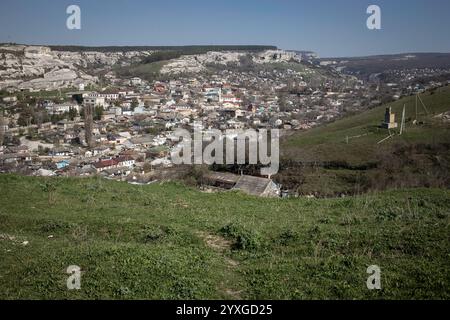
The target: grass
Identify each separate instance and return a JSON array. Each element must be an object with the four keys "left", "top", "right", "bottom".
[
  {"left": 114, "top": 61, "right": 167, "bottom": 81},
  {"left": 0, "top": 174, "right": 449, "bottom": 299},
  {"left": 276, "top": 86, "right": 450, "bottom": 196}
]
